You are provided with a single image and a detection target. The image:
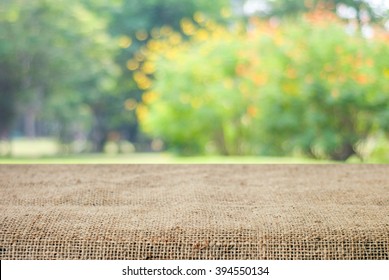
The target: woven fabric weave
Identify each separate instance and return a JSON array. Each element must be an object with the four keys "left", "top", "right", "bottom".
[{"left": 0, "top": 164, "right": 388, "bottom": 260}]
